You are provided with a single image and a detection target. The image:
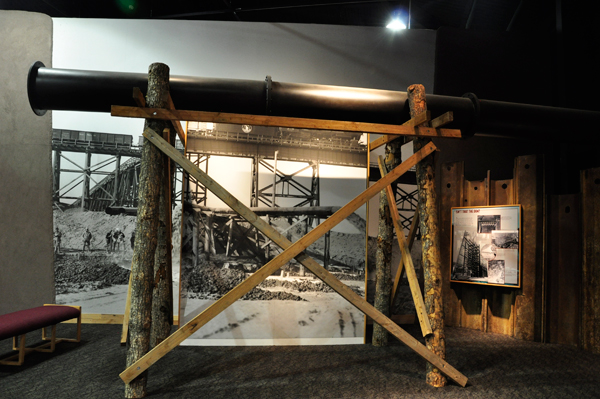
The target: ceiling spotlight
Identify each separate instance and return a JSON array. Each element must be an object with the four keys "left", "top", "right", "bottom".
[
  {"left": 386, "top": 18, "right": 407, "bottom": 30},
  {"left": 386, "top": 9, "right": 407, "bottom": 30}
]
